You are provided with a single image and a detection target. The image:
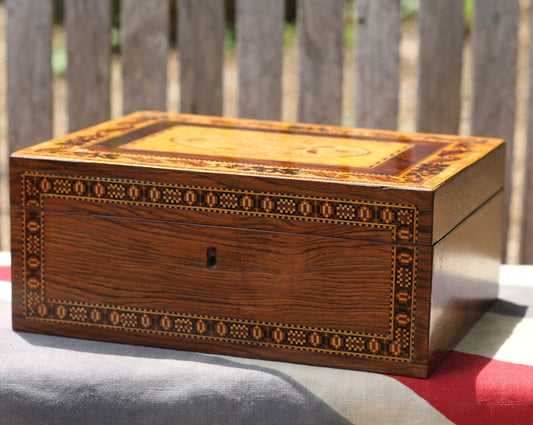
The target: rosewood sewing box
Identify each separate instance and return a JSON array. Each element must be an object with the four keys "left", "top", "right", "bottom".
[{"left": 10, "top": 112, "right": 504, "bottom": 378}]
